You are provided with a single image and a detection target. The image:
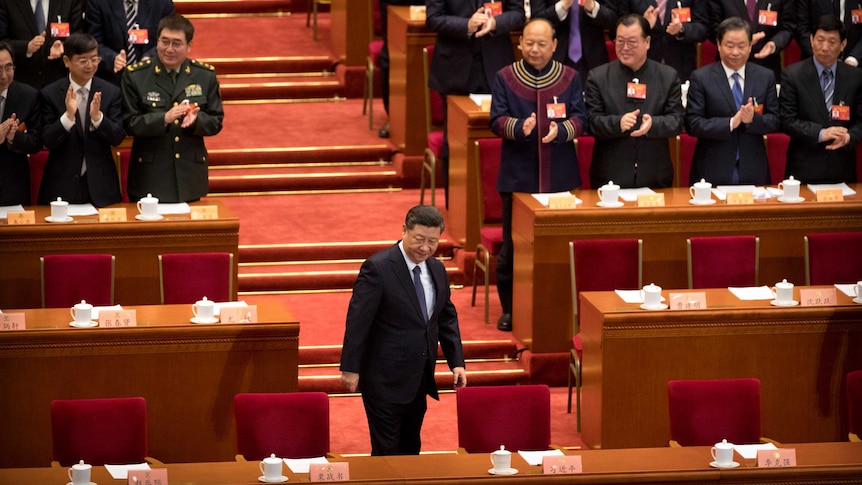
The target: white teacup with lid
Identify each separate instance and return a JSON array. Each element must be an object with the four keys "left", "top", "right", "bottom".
[
  {"left": 690, "top": 178, "right": 712, "bottom": 204},
  {"left": 192, "top": 296, "right": 215, "bottom": 321},
  {"left": 70, "top": 300, "right": 93, "bottom": 325},
  {"left": 710, "top": 439, "right": 735, "bottom": 467},
  {"left": 51, "top": 197, "right": 69, "bottom": 220},
  {"left": 772, "top": 279, "right": 794, "bottom": 304},
  {"left": 597, "top": 180, "right": 620, "bottom": 205},
  {"left": 641, "top": 283, "right": 663, "bottom": 309},
  {"left": 778, "top": 175, "right": 801, "bottom": 201},
  {"left": 136, "top": 193, "right": 160, "bottom": 219},
  {"left": 259, "top": 453, "right": 283, "bottom": 482},
  {"left": 68, "top": 459, "right": 92, "bottom": 485},
  {"left": 490, "top": 445, "right": 512, "bottom": 473}
]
